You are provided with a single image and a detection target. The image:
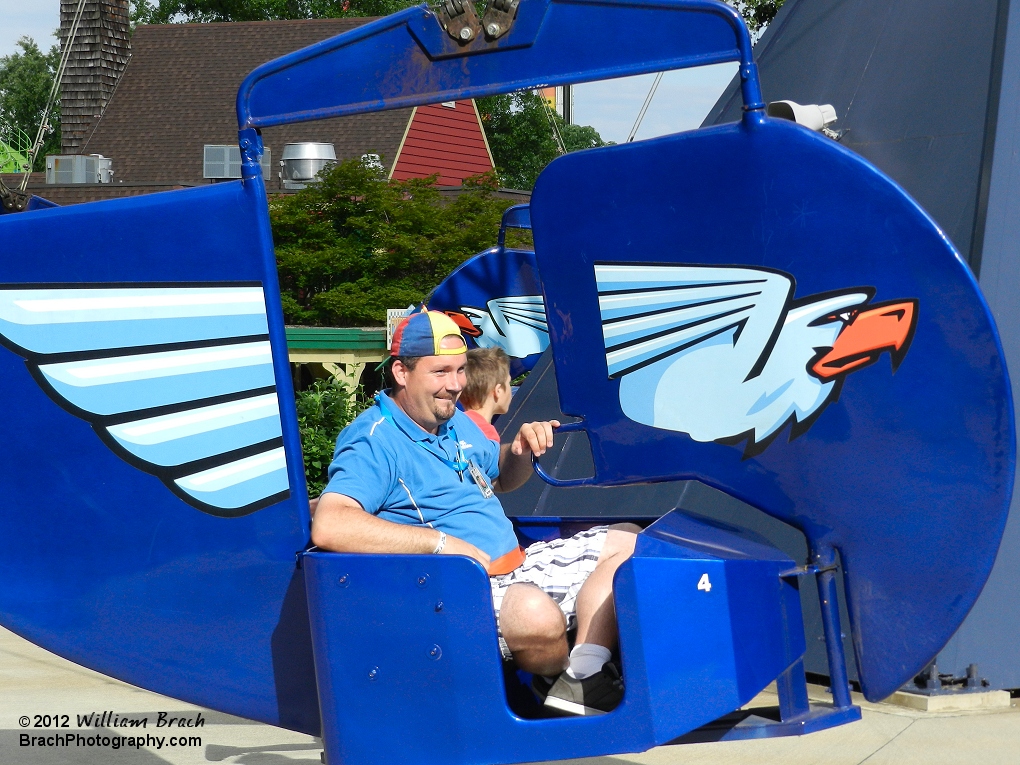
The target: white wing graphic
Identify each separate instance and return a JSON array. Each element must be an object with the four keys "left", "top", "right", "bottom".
[
  {"left": 0, "top": 285, "right": 289, "bottom": 516},
  {"left": 462, "top": 295, "right": 549, "bottom": 358},
  {"left": 595, "top": 263, "right": 792, "bottom": 379}
]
